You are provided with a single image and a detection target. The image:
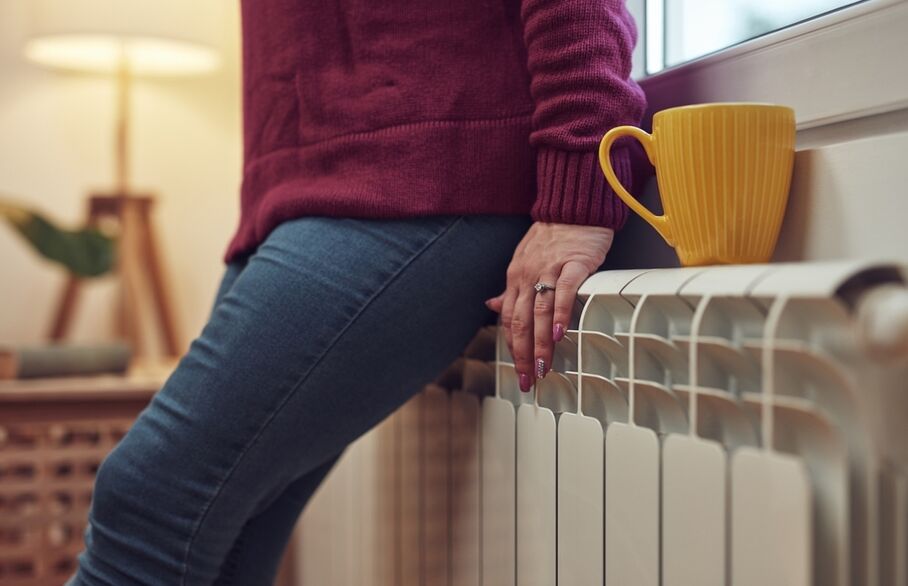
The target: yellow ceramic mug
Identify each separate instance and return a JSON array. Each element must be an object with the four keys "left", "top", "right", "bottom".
[{"left": 599, "top": 103, "right": 796, "bottom": 266}]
